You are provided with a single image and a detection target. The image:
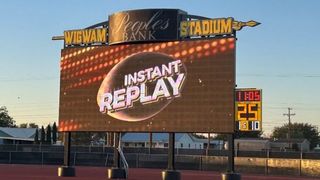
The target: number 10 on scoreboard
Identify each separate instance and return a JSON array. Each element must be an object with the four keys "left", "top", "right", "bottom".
[{"left": 235, "top": 89, "right": 262, "bottom": 131}]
